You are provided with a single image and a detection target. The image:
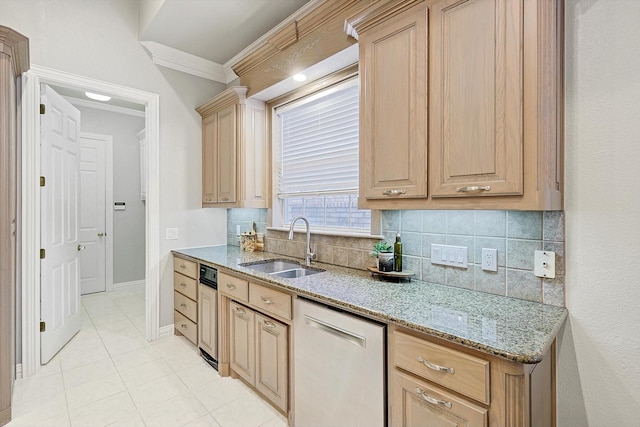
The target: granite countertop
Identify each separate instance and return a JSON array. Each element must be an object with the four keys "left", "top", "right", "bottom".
[{"left": 172, "top": 245, "right": 567, "bottom": 364}]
